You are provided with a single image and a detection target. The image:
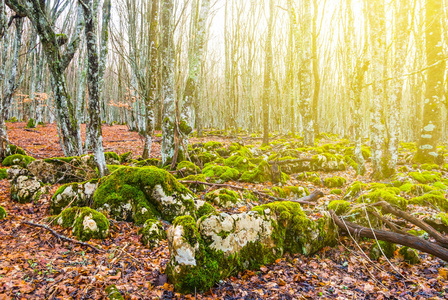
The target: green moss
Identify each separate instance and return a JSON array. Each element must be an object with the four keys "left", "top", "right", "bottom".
[
  {"left": 421, "top": 163, "right": 439, "bottom": 171},
  {"left": 205, "top": 189, "right": 240, "bottom": 207},
  {"left": 138, "top": 219, "right": 166, "bottom": 248},
  {"left": 357, "top": 189, "right": 407, "bottom": 210},
  {"left": 179, "top": 120, "right": 193, "bottom": 135},
  {"left": 105, "top": 285, "right": 124, "bottom": 300},
  {"left": 409, "top": 171, "right": 442, "bottom": 184},
  {"left": 433, "top": 182, "right": 447, "bottom": 190},
  {"left": 202, "top": 164, "right": 240, "bottom": 183},
  {"left": 283, "top": 186, "right": 310, "bottom": 198},
  {"left": 370, "top": 241, "right": 396, "bottom": 260},
  {"left": 50, "top": 179, "right": 98, "bottom": 215},
  {"left": 93, "top": 166, "right": 195, "bottom": 223},
  {"left": 57, "top": 207, "right": 109, "bottom": 241},
  {"left": 408, "top": 184, "right": 434, "bottom": 196},
  {"left": 296, "top": 172, "right": 319, "bottom": 181},
  {"left": 176, "top": 161, "right": 201, "bottom": 176},
  {"left": 5, "top": 144, "right": 26, "bottom": 156},
  {"left": 398, "top": 246, "right": 420, "bottom": 264},
  {"left": 119, "top": 152, "right": 133, "bottom": 163},
  {"left": 311, "top": 153, "right": 346, "bottom": 171},
  {"left": 26, "top": 118, "right": 36, "bottom": 128},
  {"left": 0, "top": 168, "right": 7, "bottom": 180},
  {"left": 135, "top": 158, "right": 161, "bottom": 167},
  {"left": 323, "top": 176, "right": 347, "bottom": 188},
  {"left": 43, "top": 156, "right": 77, "bottom": 164},
  {"left": 330, "top": 189, "right": 343, "bottom": 195},
  {"left": 203, "top": 141, "right": 223, "bottom": 151},
  {"left": 0, "top": 206, "right": 7, "bottom": 219},
  {"left": 223, "top": 155, "right": 255, "bottom": 172},
  {"left": 343, "top": 181, "right": 365, "bottom": 199},
  {"left": 240, "top": 161, "right": 273, "bottom": 184},
  {"left": 107, "top": 165, "right": 125, "bottom": 173},
  {"left": 104, "top": 152, "right": 120, "bottom": 163},
  {"left": 2, "top": 154, "right": 35, "bottom": 167},
  {"left": 328, "top": 200, "right": 350, "bottom": 215},
  {"left": 438, "top": 213, "right": 448, "bottom": 226},
  {"left": 409, "top": 193, "right": 448, "bottom": 211},
  {"left": 196, "top": 202, "right": 216, "bottom": 218},
  {"left": 180, "top": 174, "right": 207, "bottom": 191},
  {"left": 398, "top": 166, "right": 409, "bottom": 172},
  {"left": 399, "top": 183, "right": 414, "bottom": 193}
]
